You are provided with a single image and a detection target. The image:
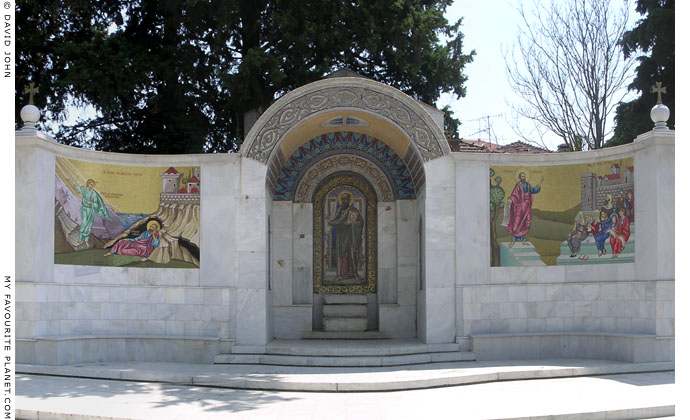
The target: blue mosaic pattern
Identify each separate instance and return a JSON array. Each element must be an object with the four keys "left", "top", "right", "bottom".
[{"left": 273, "top": 132, "right": 416, "bottom": 201}]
